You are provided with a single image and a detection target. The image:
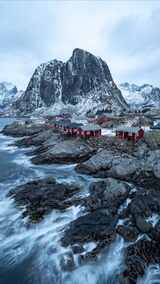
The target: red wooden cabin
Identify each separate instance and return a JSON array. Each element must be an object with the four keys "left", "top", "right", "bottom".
[
  {"left": 115, "top": 127, "right": 144, "bottom": 142},
  {"left": 63, "top": 123, "right": 83, "bottom": 136}
]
